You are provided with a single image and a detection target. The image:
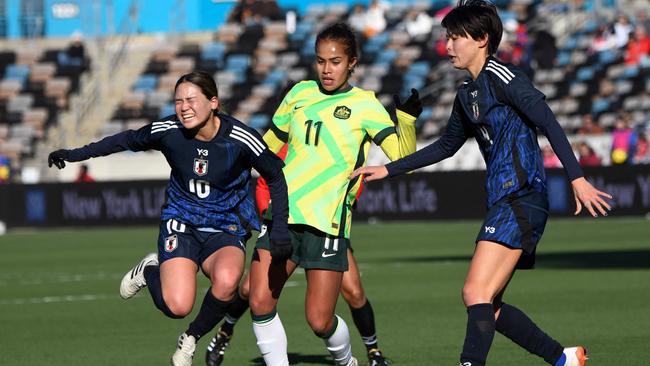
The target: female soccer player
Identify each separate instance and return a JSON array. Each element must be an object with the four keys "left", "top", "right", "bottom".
[
  {"left": 47, "top": 71, "right": 291, "bottom": 366},
  {"left": 205, "top": 147, "right": 390, "bottom": 366},
  {"left": 351, "top": 2, "right": 612, "bottom": 366},
  {"left": 248, "top": 22, "right": 421, "bottom": 366}
]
